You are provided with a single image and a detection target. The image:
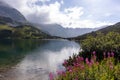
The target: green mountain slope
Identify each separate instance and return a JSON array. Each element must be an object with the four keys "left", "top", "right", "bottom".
[
  {"left": 98, "top": 22, "right": 120, "bottom": 33},
  {"left": 0, "top": 24, "right": 54, "bottom": 39},
  {"left": 72, "top": 22, "right": 120, "bottom": 40},
  {"left": 0, "top": 1, "right": 57, "bottom": 39},
  {"left": 0, "top": 14, "right": 59, "bottom": 39}
]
